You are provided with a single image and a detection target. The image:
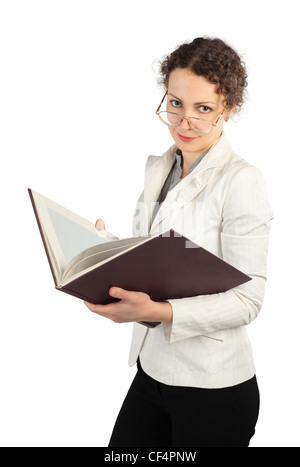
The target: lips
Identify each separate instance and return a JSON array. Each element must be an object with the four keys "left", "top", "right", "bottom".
[{"left": 177, "top": 133, "right": 197, "bottom": 142}]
